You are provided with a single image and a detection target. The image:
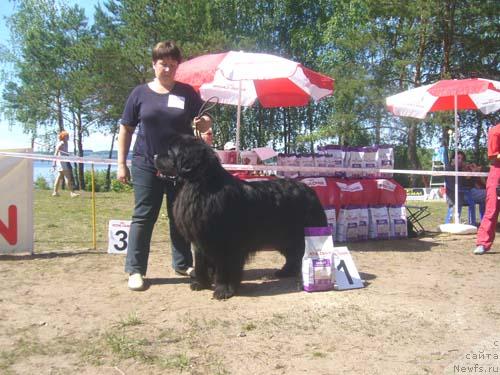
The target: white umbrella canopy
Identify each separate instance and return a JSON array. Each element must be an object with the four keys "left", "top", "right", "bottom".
[
  {"left": 386, "top": 78, "right": 500, "bottom": 228},
  {"left": 175, "top": 51, "right": 335, "bottom": 153}
]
